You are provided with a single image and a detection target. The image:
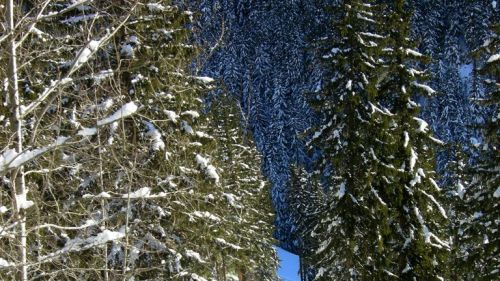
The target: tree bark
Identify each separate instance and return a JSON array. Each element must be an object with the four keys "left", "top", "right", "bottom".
[
  {"left": 238, "top": 266, "right": 246, "bottom": 281},
  {"left": 6, "top": 0, "right": 28, "bottom": 280},
  {"left": 220, "top": 256, "right": 226, "bottom": 281}
]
